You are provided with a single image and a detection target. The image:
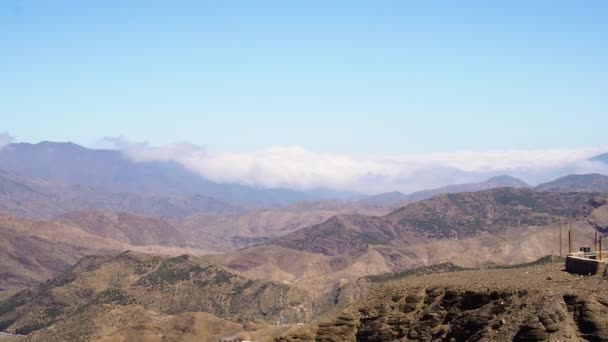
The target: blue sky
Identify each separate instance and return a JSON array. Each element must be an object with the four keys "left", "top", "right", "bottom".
[{"left": 1, "top": 0, "right": 607, "bottom": 156}]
